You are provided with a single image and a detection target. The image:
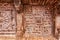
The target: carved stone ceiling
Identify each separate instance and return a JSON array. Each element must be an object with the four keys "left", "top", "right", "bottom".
[
  {"left": 21, "top": 0, "right": 59, "bottom": 5},
  {"left": 0, "top": 0, "right": 60, "bottom": 5}
]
